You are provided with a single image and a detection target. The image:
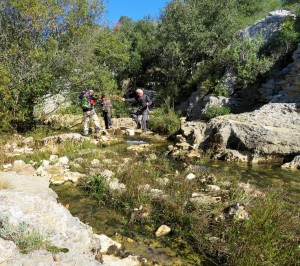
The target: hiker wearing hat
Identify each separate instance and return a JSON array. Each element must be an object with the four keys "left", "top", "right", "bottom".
[
  {"left": 79, "top": 89, "right": 101, "bottom": 136},
  {"left": 122, "top": 88, "right": 152, "bottom": 134}
]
